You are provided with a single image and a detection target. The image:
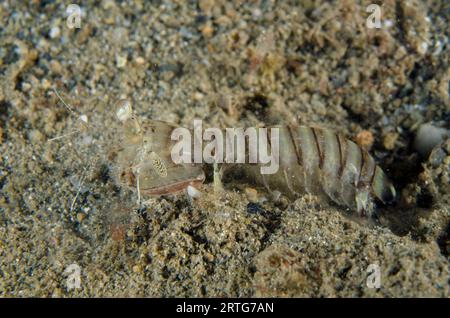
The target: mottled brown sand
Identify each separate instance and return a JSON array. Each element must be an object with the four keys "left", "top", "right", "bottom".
[{"left": 0, "top": 0, "right": 448, "bottom": 297}]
